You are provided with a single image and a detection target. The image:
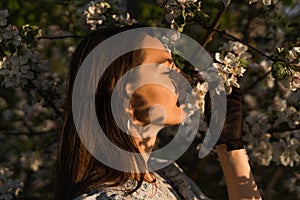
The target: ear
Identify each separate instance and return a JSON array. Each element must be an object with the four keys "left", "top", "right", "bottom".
[
  {"left": 128, "top": 96, "right": 151, "bottom": 126},
  {"left": 129, "top": 98, "right": 167, "bottom": 127}
]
